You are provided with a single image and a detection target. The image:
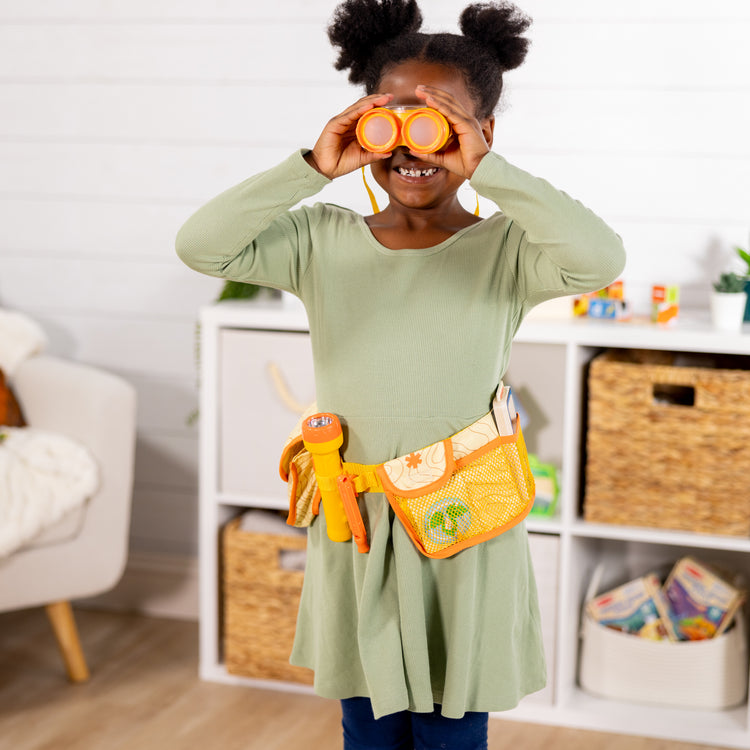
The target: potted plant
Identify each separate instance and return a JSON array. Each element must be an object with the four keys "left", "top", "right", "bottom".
[
  {"left": 216, "top": 280, "right": 262, "bottom": 302},
  {"left": 736, "top": 246, "right": 750, "bottom": 321},
  {"left": 711, "top": 272, "right": 747, "bottom": 332}
]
